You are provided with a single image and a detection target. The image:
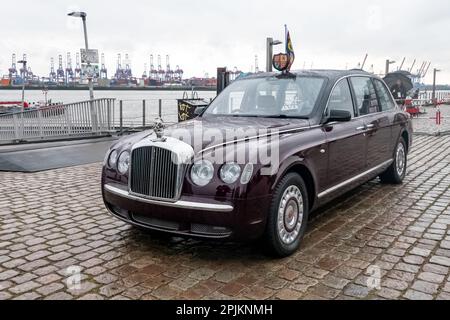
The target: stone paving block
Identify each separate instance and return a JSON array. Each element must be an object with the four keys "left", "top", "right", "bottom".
[{"left": 0, "top": 136, "right": 450, "bottom": 300}]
